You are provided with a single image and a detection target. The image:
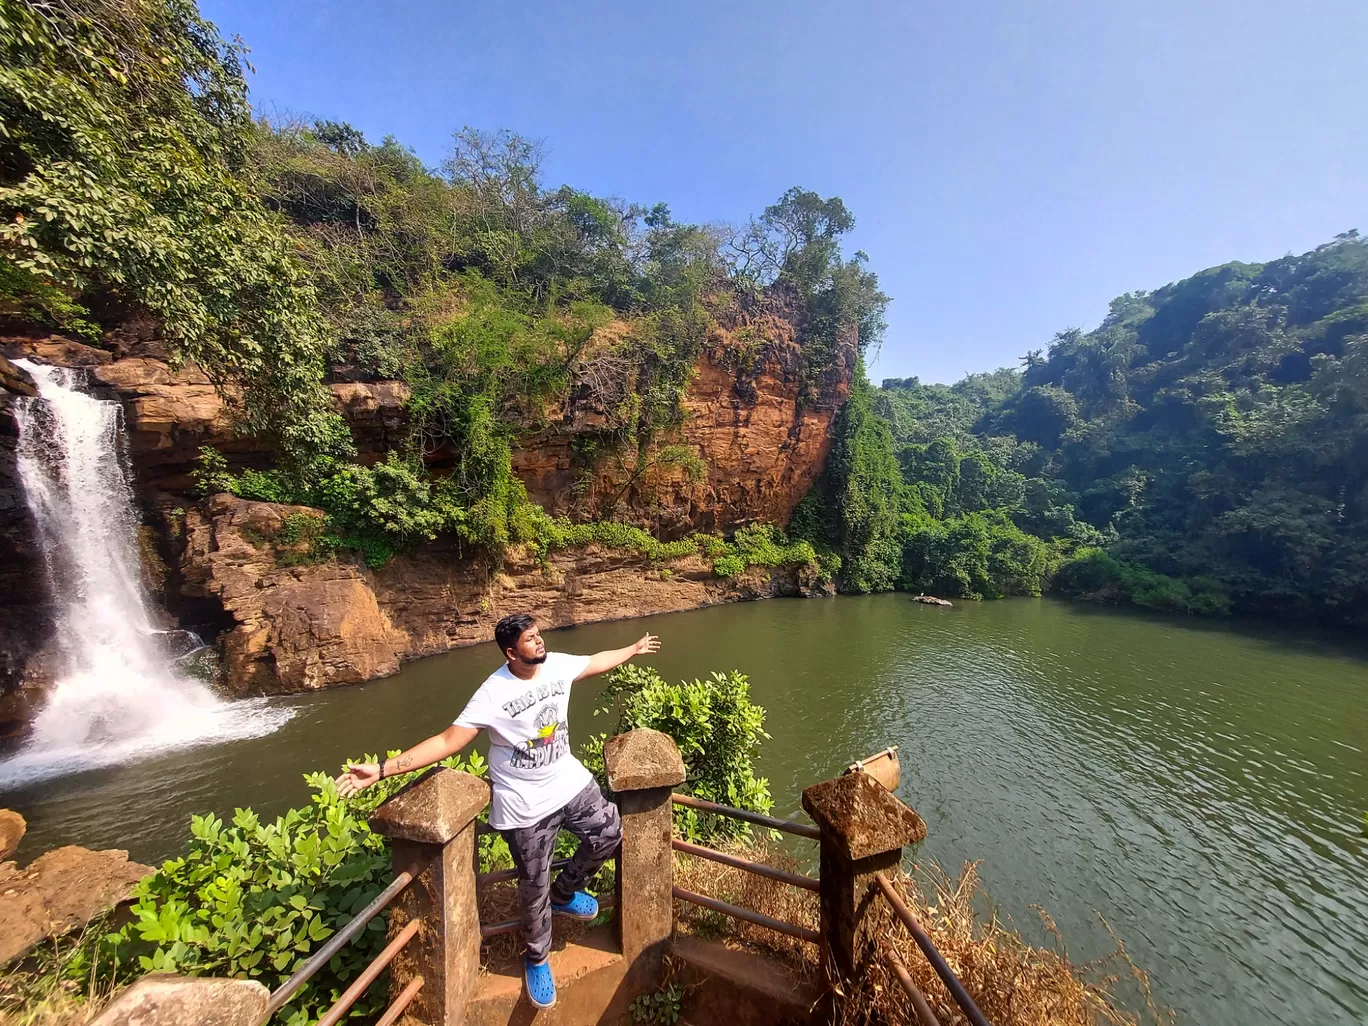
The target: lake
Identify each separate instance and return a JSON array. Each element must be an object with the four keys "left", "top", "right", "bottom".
[{"left": 3, "top": 595, "right": 1365, "bottom": 1024}]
